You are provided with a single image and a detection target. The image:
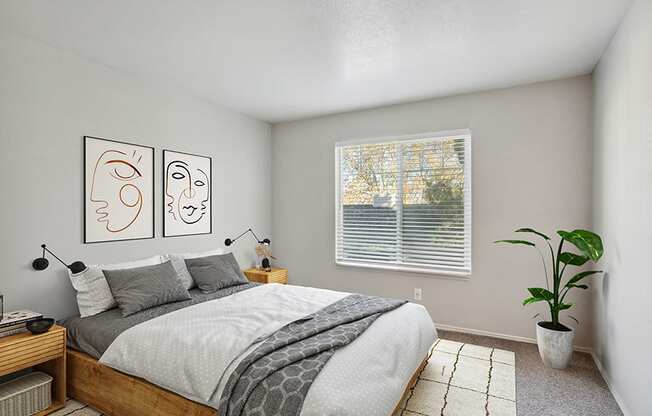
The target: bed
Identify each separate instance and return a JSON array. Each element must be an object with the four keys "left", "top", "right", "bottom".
[{"left": 62, "top": 282, "right": 436, "bottom": 416}]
